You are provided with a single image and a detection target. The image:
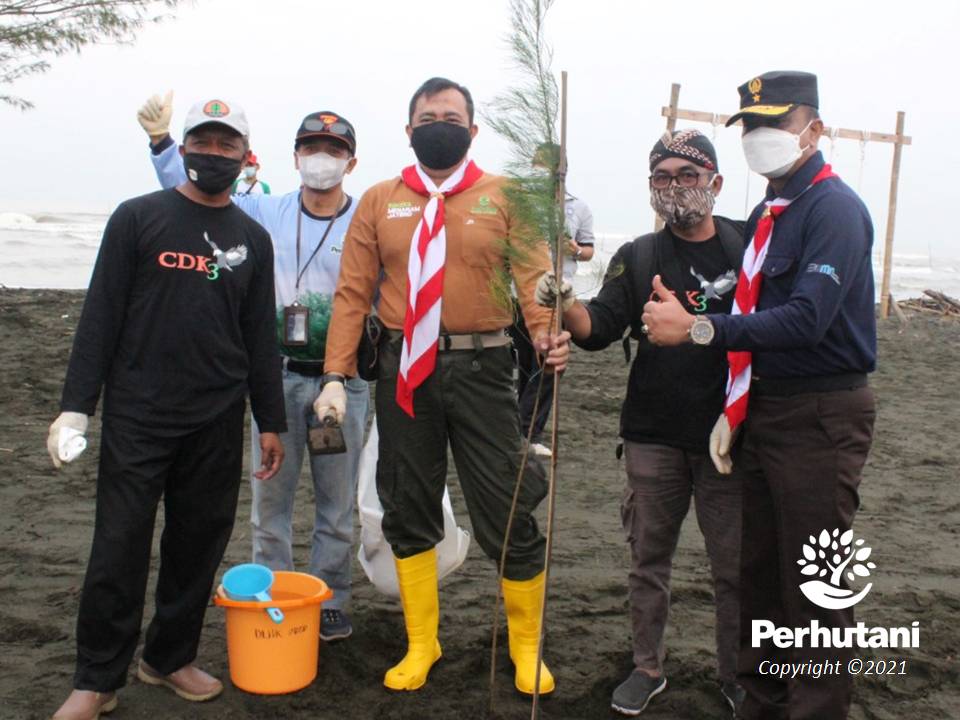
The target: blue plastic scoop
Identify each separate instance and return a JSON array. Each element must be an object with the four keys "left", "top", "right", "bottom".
[{"left": 222, "top": 563, "right": 284, "bottom": 624}]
